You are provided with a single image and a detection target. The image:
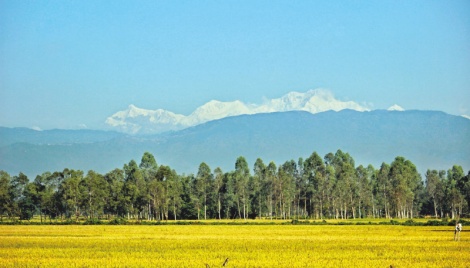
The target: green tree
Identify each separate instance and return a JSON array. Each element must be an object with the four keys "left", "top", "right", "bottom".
[
  {"left": 140, "top": 152, "right": 158, "bottom": 220},
  {"left": 234, "top": 156, "right": 250, "bottom": 220},
  {"left": 0, "top": 171, "right": 11, "bottom": 221},
  {"left": 251, "top": 158, "right": 266, "bottom": 219},
  {"left": 265, "top": 162, "right": 277, "bottom": 220},
  {"left": 278, "top": 162, "right": 296, "bottom": 219},
  {"left": 446, "top": 165, "right": 465, "bottom": 219},
  {"left": 166, "top": 169, "right": 182, "bottom": 220},
  {"left": 457, "top": 171, "right": 470, "bottom": 215},
  {"left": 81, "top": 170, "right": 108, "bottom": 219},
  {"left": 214, "top": 167, "right": 225, "bottom": 220},
  {"left": 123, "top": 160, "right": 145, "bottom": 219},
  {"left": 389, "top": 157, "right": 422, "bottom": 218},
  {"left": 60, "top": 170, "right": 84, "bottom": 220},
  {"left": 9, "top": 173, "right": 29, "bottom": 219},
  {"left": 104, "top": 169, "right": 125, "bottom": 218},
  {"left": 196, "top": 162, "right": 212, "bottom": 220},
  {"left": 374, "top": 163, "right": 391, "bottom": 218},
  {"left": 425, "top": 169, "right": 445, "bottom": 218}
]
